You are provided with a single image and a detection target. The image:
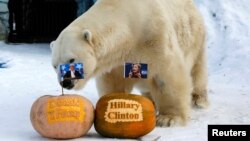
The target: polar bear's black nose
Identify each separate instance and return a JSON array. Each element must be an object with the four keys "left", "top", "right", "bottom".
[{"left": 61, "top": 80, "right": 74, "bottom": 89}]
